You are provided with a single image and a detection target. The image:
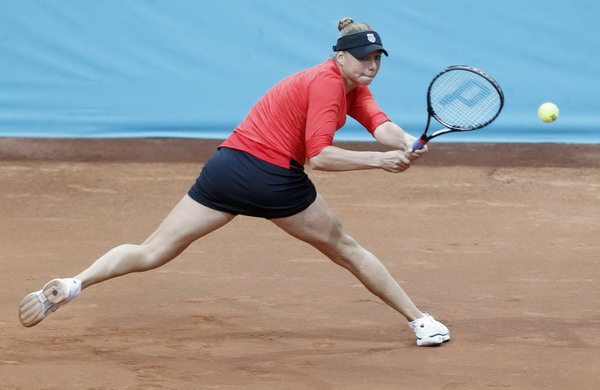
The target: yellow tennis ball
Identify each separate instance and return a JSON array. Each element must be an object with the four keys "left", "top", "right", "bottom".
[{"left": 538, "top": 102, "right": 559, "bottom": 123}]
